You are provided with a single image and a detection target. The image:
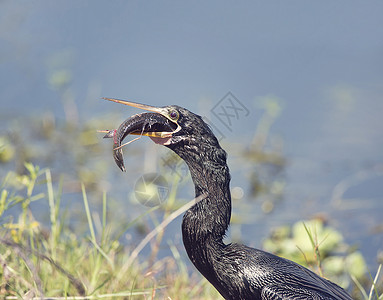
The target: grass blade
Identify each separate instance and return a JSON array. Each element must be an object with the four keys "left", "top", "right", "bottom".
[{"left": 82, "top": 183, "right": 96, "bottom": 244}]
